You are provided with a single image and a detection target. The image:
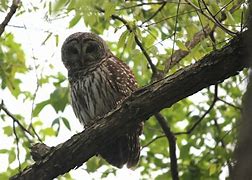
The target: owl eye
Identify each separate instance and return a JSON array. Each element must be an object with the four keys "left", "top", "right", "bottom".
[
  {"left": 86, "top": 42, "right": 99, "bottom": 54},
  {"left": 68, "top": 46, "right": 79, "bottom": 55}
]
